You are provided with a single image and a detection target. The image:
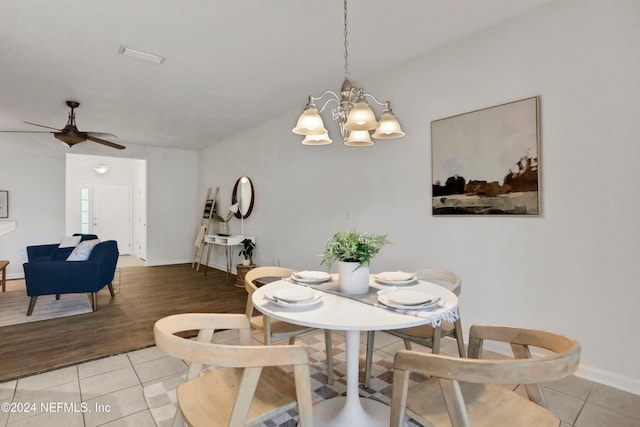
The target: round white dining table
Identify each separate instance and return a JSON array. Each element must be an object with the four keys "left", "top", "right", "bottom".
[{"left": 251, "top": 277, "right": 459, "bottom": 427}]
